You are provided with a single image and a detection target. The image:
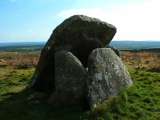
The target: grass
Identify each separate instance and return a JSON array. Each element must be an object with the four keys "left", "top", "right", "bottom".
[
  {"left": 0, "top": 67, "right": 159, "bottom": 120},
  {"left": 83, "top": 69, "right": 160, "bottom": 120},
  {"left": 0, "top": 67, "right": 34, "bottom": 101},
  {"left": 0, "top": 51, "right": 40, "bottom": 68},
  {"left": 0, "top": 50, "right": 160, "bottom": 120},
  {"left": 0, "top": 67, "right": 84, "bottom": 120},
  {"left": 121, "top": 50, "right": 160, "bottom": 72}
]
